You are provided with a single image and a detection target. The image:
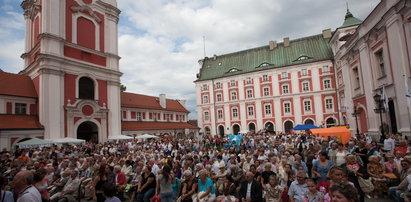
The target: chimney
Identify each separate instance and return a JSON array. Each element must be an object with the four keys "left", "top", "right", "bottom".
[
  {"left": 323, "top": 29, "right": 332, "bottom": 39},
  {"left": 283, "top": 37, "right": 290, "bottom": 47},
  {"left": 159, "top": 94, "right": 166, "bottom": 109},
  {"left": 269, "top": 40, "right": 277, "bottom": 50}
]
